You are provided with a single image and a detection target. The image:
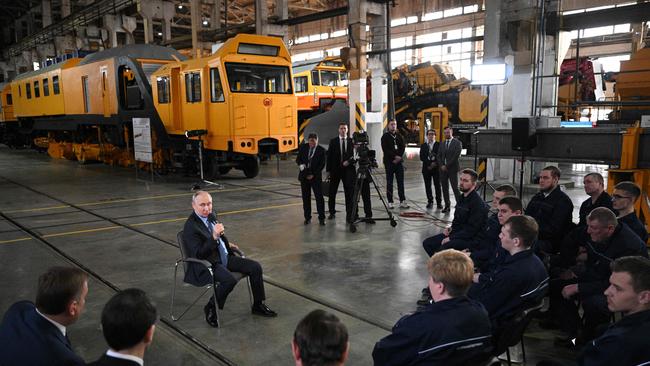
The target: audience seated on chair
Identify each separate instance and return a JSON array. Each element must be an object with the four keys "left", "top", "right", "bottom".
[
  {"left": 468, "top": 215, "right": 549, "bottom": 327},
  {"left": 88, "top": 288, "right": 157, "bottom": 366},
  {"left": 292, "top": 309, "right": 349, "bottom": 366},
  {"left": 0, "top": 267, "right": 88, "bottom": 366},
  {"left": 490, "top": 184, "right": 517, "bottom": 216},
  {"left": 525, "top": 166, "right": 574, "bottom": 255},
  {"left": 611, "top": 181, "right": 648, "bottom": 243},
  {"left": 547, "top": 207, "right": 648, "bottom": 345},
  {"left": 578, "top": 256, "right": 650, "bottom": 366},
  {"left": 373, "top": 249, "right": 493, "bottom": 366}
]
